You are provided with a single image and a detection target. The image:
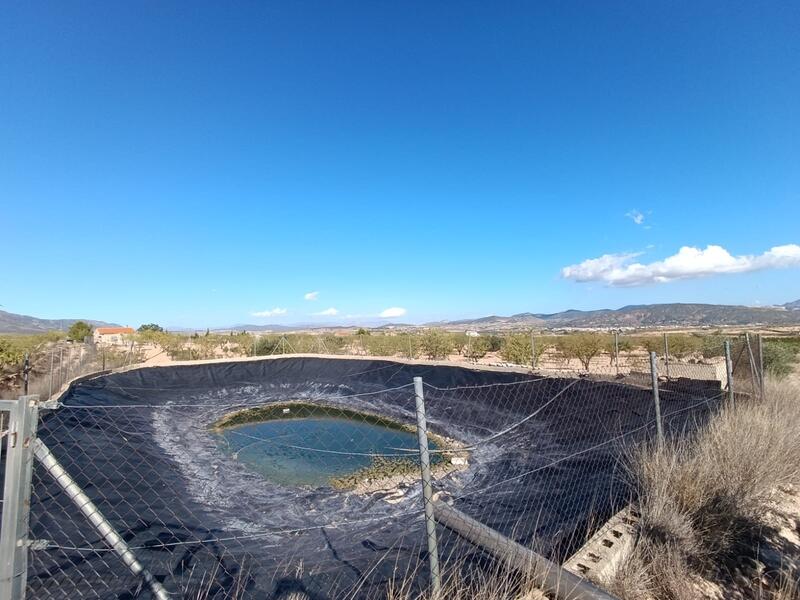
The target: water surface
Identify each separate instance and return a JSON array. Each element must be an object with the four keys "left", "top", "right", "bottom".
[{"left": 216, "top": 416, "right": 428, "bottom": 487}]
